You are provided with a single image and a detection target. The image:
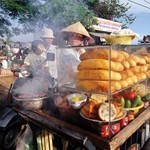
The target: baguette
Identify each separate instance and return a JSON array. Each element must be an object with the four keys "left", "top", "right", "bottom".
[
  {"left": 127, "top": 58, "right": 137, "bottom": 67},
  {"left": 125, "top": 77, "right": 134, "bottom": 86},
  {"left": 146, "top": 64, "right": 150, "bottom": 70},
  {"left": 130, "top": 75, "right": 138, "bottom": 83},
  {"left": 119, "top": 80, "right": 128, "bottom": 88},
  {"left": 79, "top": 49, "right": 118, "bottom": 61},
  {"left": 77, "top": 59, "right": 124, "bottom": 72},
  {"left": 130, "top": 54, "right": 146, "bottom": 65},
  {"left": 135, "top": 73, "right": 147, "bottom": 81},
  {"left": 111, "top": 53, "right": 125, "bottom": 62},
  {"left": 141, "top": 55, "right": 150, "bottom": 64},
  {"left": 130, "top": 54, "right": 141, "bottom": 63},
  {"left": 120, "top": 70, "right": 134, "bottom": 80},
  {"left": 118, "top": 51, "right": 129, "bottom": 59},
  {"left": 145, "top": 70, "right": 150, "bottom": 78},
  {"left": 77, "top": 69, "right": 122, "bottom": 81},
  {"left": 111, "top": 81, "right": 122, "bottom": 90},
  {"left": 76, "top": 80, "right": 119, "bottom": 92},
  {"left": 122, "top": 61, "right": 130, "bottom": 69},
  {"left": 130, "top": 65, "right": 148, "bottom": 73},
  {"left": 137, "top": 57, "right": 146, "bottom": 65}
]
